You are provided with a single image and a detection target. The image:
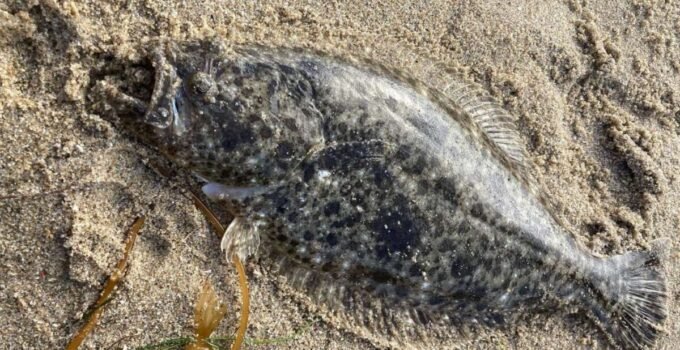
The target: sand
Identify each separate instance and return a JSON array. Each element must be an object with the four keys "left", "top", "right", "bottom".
[{"left": 0, "top": 0, "right": 678, "bottom": 349}]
